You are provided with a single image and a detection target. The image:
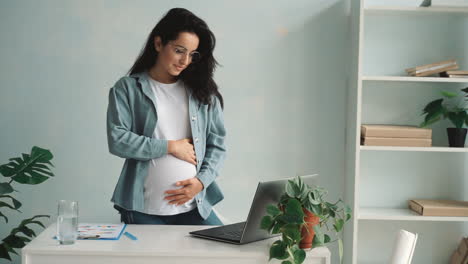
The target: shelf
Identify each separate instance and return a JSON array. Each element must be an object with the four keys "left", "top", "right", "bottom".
[
  {"left": 360, "top": 146, "right": 468, "bottom": 152},
  {"left": 350, "top": 1, "right": 468, "bottom": 262},
  {"left": 359, "top": 208, "right": 468, "bottom": 222},
  {"left": 362, "top": 76, "right": 468, "bottom": 83},
  {"left": 364, "top": 6, "right": 468, "bottom": 14}
]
